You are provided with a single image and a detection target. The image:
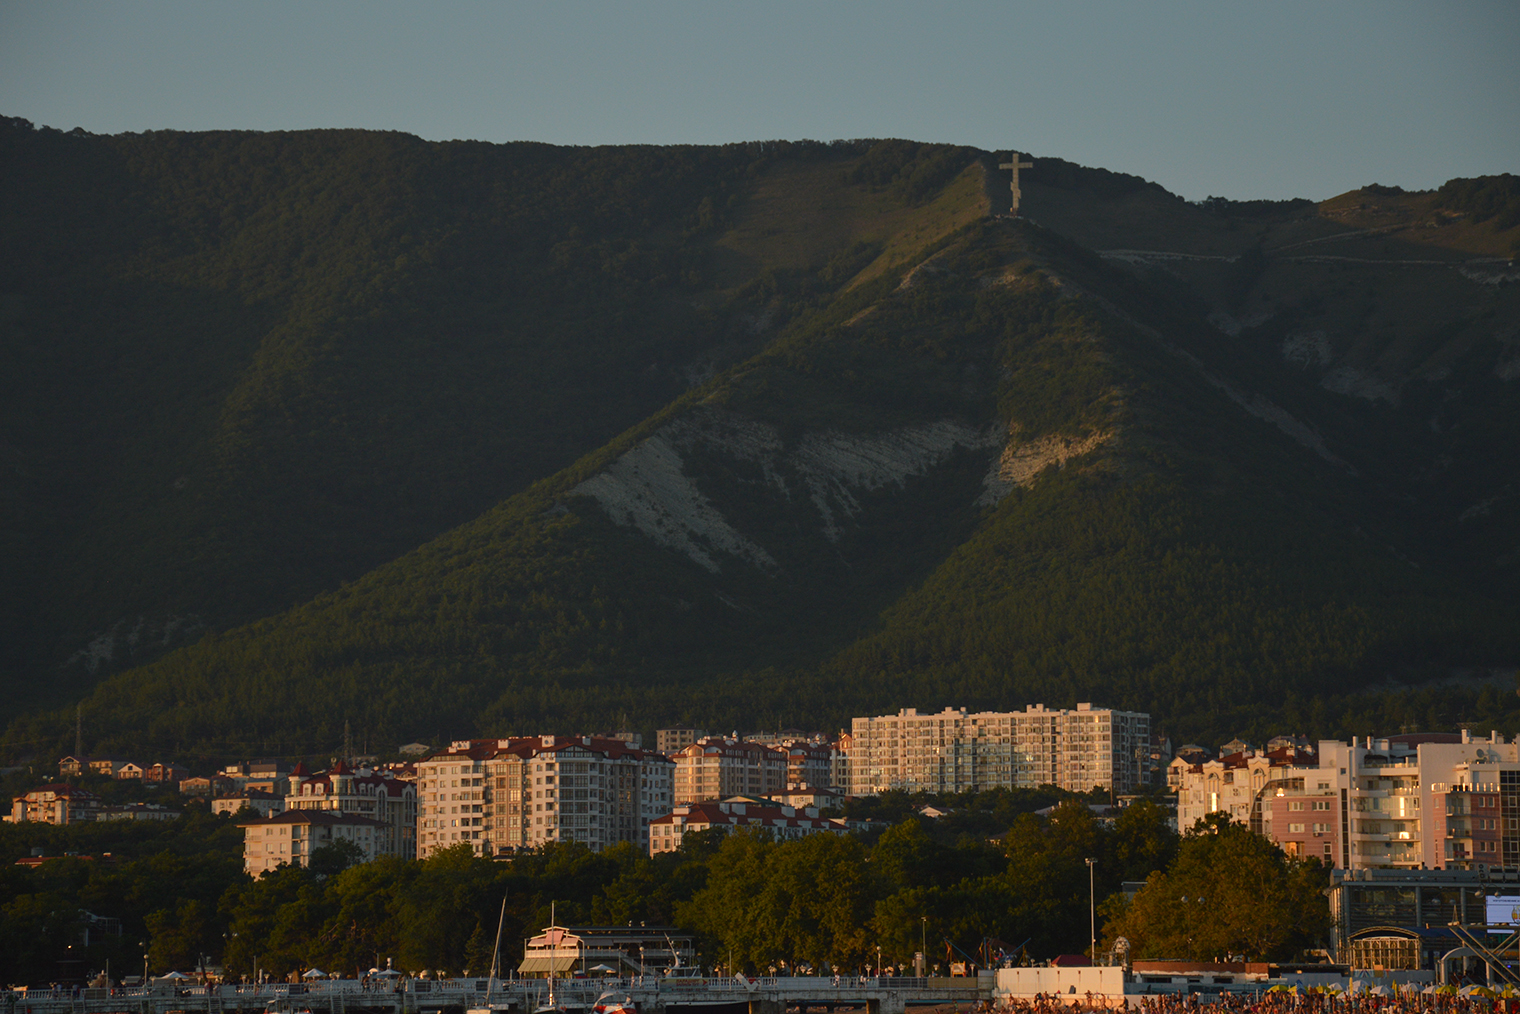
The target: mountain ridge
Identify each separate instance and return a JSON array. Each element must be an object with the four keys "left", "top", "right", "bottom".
[{"left": 2, "top": 121, "right": 1517, "bottom": 759}]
